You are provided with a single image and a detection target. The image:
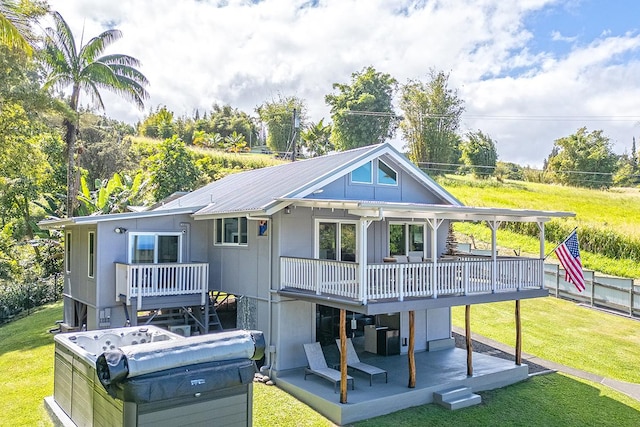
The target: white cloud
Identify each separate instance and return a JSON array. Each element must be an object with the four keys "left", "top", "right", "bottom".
[{"left": 45, "top": 0, "right": 640, "bottom": 166}]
